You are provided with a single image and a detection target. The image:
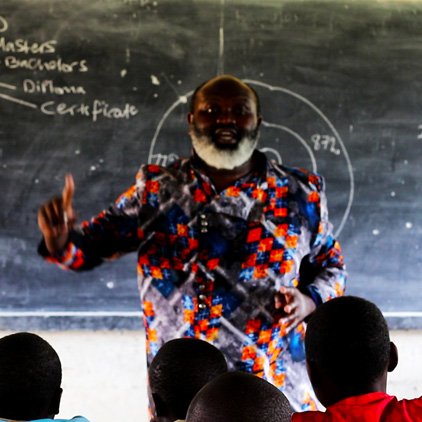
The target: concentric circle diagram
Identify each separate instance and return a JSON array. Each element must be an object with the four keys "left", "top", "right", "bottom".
[{"left": 148, "top": 79, "right": 354, "bottom": 237}]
